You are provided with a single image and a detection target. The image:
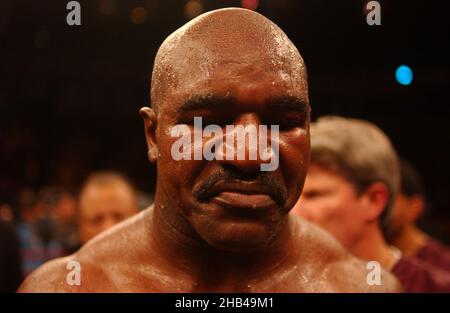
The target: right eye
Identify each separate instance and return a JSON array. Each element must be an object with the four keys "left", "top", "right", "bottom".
[{"left": 264, "top": 111, "right": 308, "bottom": 131}]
